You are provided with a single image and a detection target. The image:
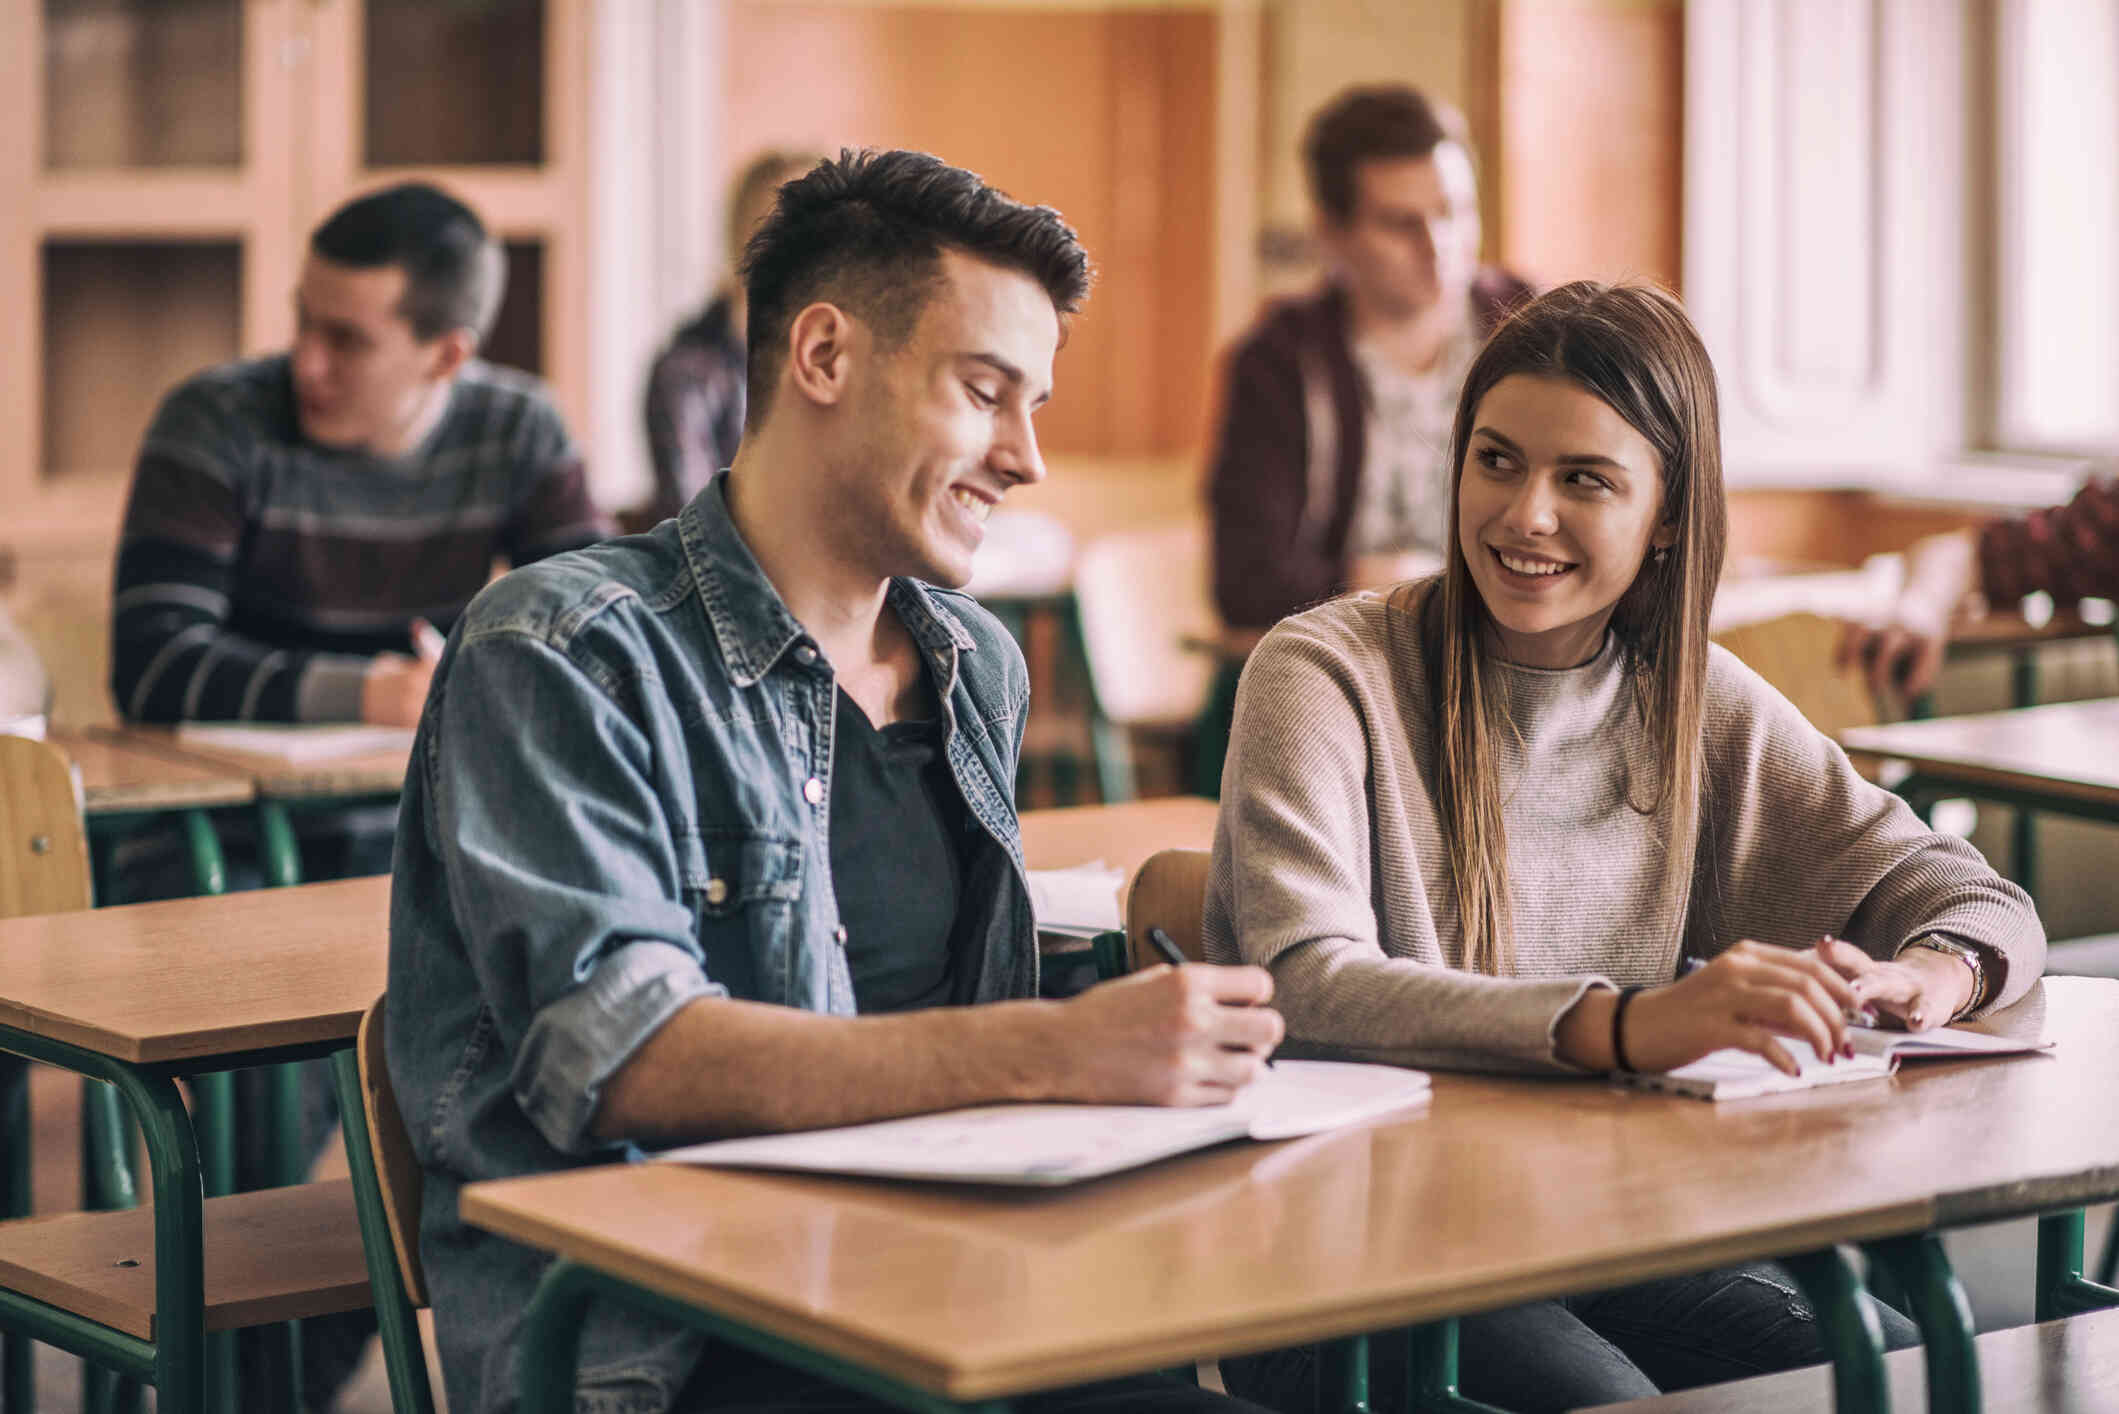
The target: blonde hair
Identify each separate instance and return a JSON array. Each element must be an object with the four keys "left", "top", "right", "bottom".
[{"left": 1399, "top": 282, "right": 1727, "bottom": 974}]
